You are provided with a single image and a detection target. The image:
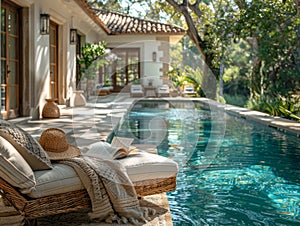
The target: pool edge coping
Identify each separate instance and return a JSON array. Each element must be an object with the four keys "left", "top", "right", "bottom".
[{"left": 191, "top": 97, "right": 300, "bottom": 137}]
